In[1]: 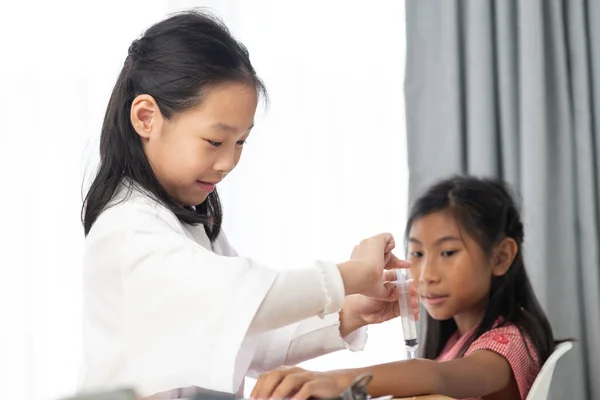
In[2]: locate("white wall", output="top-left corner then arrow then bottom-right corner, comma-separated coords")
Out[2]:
0,1 -> 408,399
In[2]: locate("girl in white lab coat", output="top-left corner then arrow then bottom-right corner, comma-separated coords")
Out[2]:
80,10 -> 417,399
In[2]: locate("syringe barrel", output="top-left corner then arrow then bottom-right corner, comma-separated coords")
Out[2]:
396,270 -> 418,343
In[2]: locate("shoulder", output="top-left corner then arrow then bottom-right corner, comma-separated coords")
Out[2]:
466,322 -> 541,399
94,184 -> 182,233
86,186 -> 187,253
467,323 -> 538,363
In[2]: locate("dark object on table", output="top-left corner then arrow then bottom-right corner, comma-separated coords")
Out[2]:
317,373 -> 372,400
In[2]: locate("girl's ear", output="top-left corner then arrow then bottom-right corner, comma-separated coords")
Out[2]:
130,94 -> 163,140
491,237 -> 518,277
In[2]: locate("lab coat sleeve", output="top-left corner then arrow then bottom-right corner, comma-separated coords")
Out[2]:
247,314 -> 368,376
90,203 -> 344,397
284,313 -> 368,365
213,228 -> 348,336
248,261 -> 346,334
214,229 -> 348,335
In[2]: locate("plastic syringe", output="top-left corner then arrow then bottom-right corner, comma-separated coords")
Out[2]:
396,269 -> 418,359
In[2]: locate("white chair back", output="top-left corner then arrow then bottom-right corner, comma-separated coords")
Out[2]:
526,341 -> 573,400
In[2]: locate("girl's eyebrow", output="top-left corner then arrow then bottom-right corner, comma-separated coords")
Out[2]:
408,236 -> 462,245
210,122 -> 254,133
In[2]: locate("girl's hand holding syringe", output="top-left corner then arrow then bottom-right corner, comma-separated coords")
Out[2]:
337,233 -> 408,298
337,247 -> 419,339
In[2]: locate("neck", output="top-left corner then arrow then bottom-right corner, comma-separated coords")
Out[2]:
453,300 -> 487,336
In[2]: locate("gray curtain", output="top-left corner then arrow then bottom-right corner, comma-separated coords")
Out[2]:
404,0 -> 600,398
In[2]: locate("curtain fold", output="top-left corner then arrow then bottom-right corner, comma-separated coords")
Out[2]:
405,1 -> 600,398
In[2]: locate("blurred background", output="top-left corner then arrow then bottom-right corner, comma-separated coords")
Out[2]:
0,1 -> 597,400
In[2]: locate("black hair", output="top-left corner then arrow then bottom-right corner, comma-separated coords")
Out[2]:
406,175 -> 555,365
82,9 -> 266,240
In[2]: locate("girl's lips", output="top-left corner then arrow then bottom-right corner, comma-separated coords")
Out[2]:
196,180 -> 217,192
421,293 -> 449,305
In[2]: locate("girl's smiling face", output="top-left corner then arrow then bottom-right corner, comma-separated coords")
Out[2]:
131,81 -> 258,206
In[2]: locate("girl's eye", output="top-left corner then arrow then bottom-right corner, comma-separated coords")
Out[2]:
236,140 -> 247,146
409,251 -> 423,258
207,140 -> 222,147
441,250 -> 458,257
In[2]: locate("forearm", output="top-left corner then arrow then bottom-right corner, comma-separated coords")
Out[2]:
332,359 -> 442,398
331,354 -> 508,399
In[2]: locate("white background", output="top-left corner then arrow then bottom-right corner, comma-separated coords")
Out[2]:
0,1 -> 409,399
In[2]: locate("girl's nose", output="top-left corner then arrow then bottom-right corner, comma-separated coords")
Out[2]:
419,257 -> 440,284
214,148 -> 237,174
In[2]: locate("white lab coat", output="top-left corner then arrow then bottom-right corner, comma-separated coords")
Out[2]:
80,184 -> 367,399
